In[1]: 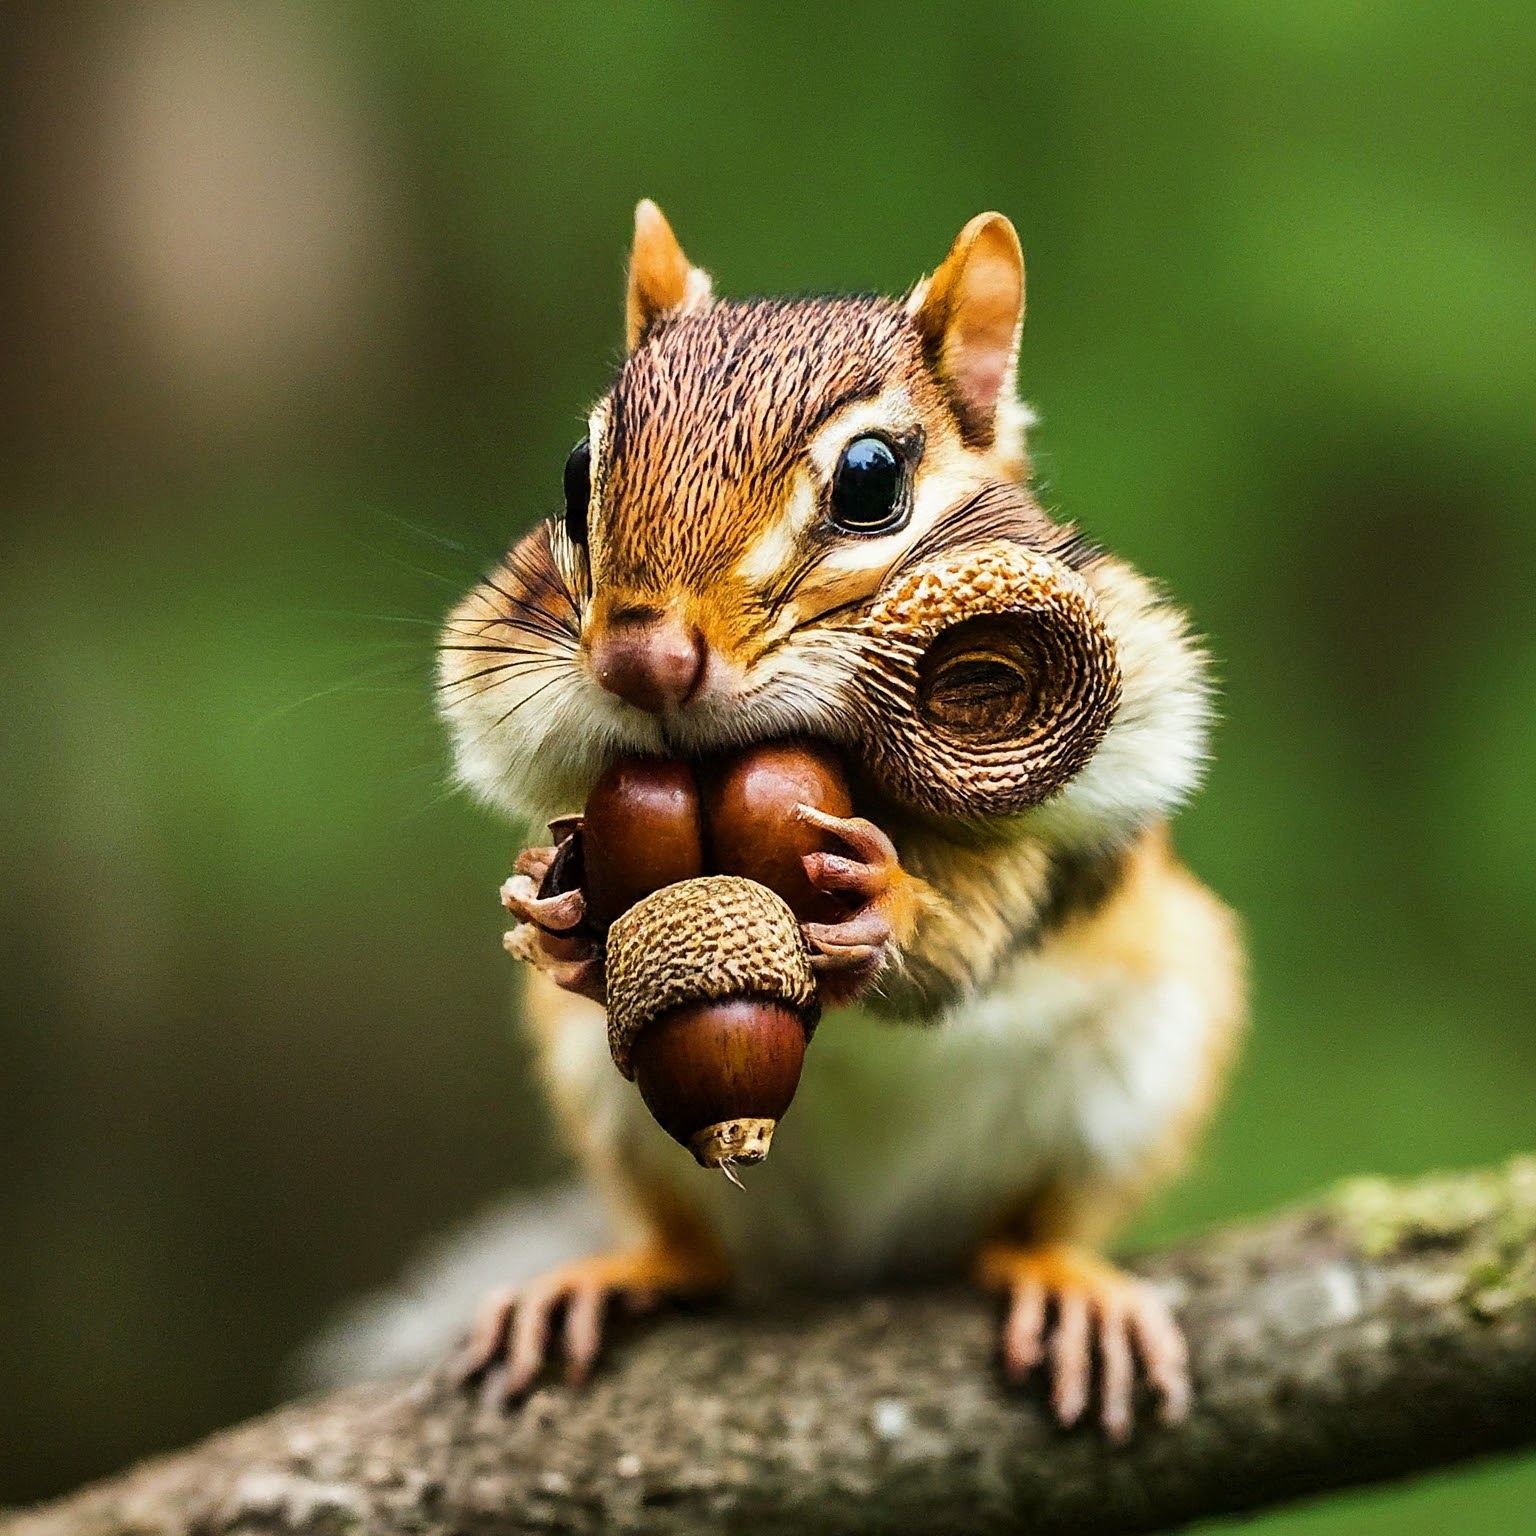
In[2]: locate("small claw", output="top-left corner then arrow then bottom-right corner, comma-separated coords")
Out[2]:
459,1246 -> 728,1410
503,924 -> 540,963
1097,1299 -> 1136,1442
797,806 -> 910,1010
501,875 -> 586,933
535,887 -> 587,929
1050,1289 -> 1092,1427
562,1285 -> 606,1388
502,1282 -> 556,1402
802,838 -> 896,1003
513,844 -> 556,881
1002,1278 -> 1048,1383
804,908 -> 893,951
980,1244 -> 1190,1438
793,803 -> 899,869
503,924 -> 604,1001
810,943 -> 880,972
456,1287 -> 517,1385
802,850 -> 885,901
1129,1285 -> 1192,1425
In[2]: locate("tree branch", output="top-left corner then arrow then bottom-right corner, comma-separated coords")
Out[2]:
9,1158 -> 1536,1536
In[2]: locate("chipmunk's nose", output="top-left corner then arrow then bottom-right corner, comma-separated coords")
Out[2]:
590,610 -> 706,714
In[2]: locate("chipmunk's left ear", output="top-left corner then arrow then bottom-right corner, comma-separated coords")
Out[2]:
908,213 -> 1024,445
626,199 -> 713,352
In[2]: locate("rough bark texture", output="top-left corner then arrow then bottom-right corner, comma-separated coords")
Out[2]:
8,1159 -> 1536,1536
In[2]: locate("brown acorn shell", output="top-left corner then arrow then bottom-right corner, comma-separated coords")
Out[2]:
629,998 -> 806,1165
604,875 -> 819,1168
580,756 -> 705,928
701,739 -> 853,923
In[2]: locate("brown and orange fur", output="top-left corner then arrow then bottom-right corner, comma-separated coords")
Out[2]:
437,201 -> 1245,1439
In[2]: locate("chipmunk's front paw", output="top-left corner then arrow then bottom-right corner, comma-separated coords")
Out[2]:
976,1242 -> 1190,1442
796,806 -> 916,1007
455,1244 -> 729,1406
501,842 -> 605,1003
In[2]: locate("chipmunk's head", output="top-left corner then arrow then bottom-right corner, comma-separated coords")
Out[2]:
441,203 -> 1210,841
575,200 -> 1036,716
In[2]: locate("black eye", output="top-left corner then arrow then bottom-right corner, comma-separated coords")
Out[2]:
563,438 -> 591,545
829,435 -> 907,534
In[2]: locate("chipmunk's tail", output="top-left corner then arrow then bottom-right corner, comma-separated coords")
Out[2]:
290,1182 -> 612,1389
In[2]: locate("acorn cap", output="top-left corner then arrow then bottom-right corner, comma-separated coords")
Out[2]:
851,536 -> 1123,819
604,875 -> 818,1080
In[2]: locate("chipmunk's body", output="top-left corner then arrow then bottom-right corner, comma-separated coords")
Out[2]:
438,203 -> 1244,1437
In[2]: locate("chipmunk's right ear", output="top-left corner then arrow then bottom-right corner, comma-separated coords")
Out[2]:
625,200 -> 713,352
907,213 -> 1024,446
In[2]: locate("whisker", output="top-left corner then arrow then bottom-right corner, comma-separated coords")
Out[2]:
341,532 -> 471,592
474,579 -> 580,645
371,507 -> 482,559
294,610 -> 455,629
541,525 -> 586,619
455,671 -> 574,763
435,658 -> 571,693
249,658 -> 429,733
490,672 -> 567,730
436,642 -> 571,657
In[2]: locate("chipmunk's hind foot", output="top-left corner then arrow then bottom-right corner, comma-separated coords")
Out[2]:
456,1244 -> 729,1407
977,1242 -> 1189,1442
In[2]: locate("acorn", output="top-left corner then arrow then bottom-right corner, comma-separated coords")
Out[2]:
701,737 -> 854,923
605,875 -> 818,1169
536,743 -> 854,1170
581,755 -> 705,929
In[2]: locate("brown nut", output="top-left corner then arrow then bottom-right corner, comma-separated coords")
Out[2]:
701,739 -> 854,923
581,756 -> 705,928
630,999 -> 806,1166
604,876 -> 817,1168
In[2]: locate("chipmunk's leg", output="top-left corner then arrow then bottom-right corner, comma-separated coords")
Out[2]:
796,806 -> 924,1007
457,1206 -> 730,1405
501,840 -> 605,1003
975,1185 -> 1188,1441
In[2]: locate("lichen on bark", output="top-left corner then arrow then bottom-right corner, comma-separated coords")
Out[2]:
1334,1154 -> 1536,1317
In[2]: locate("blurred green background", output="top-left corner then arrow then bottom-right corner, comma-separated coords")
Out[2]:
2,1 -> 1533,1526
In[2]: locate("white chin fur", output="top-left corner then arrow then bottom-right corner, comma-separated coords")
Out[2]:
446,677 -> 658,827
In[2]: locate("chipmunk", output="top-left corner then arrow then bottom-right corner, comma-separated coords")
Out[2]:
436,201 -> 1244,1439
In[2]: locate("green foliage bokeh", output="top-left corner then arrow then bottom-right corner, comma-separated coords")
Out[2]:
1,2 -> 1532,1524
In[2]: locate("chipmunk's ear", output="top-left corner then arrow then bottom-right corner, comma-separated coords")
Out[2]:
907,213 -> 1024,445
625,199 -> 713,352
